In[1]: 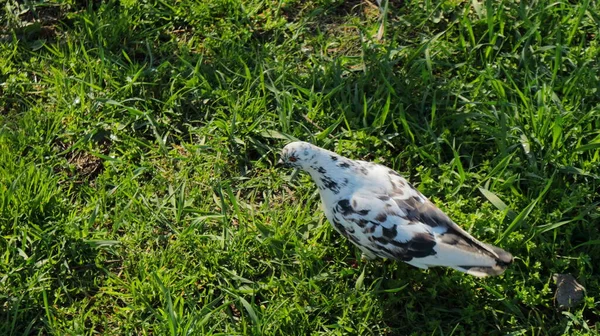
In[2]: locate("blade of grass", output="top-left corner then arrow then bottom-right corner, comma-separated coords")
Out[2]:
496,175 -> 554,243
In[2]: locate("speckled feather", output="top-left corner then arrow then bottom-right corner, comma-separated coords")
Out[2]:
279,141 -> 513,277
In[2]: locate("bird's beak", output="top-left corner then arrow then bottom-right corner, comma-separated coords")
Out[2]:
276,158 -> 285,168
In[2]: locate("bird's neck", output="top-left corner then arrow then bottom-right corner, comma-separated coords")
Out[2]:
302,151 -> 354,200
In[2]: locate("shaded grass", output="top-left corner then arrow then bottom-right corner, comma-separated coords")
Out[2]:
1,0 -> 599,334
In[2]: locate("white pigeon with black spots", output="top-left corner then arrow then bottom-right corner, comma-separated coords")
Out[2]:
278,141 -> 513,277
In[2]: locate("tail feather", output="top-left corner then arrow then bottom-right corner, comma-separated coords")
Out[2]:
410,235 -> 513,277
447,242 -> 513,277
484,243 -> 513,266
441,225 -> 513,277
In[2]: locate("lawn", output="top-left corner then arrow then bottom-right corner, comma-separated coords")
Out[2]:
1,0 -> 599,334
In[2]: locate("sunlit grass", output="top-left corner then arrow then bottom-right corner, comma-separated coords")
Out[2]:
1,0 -> 598,334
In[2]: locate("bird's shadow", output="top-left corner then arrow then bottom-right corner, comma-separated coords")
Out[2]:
364,260 -> 500,334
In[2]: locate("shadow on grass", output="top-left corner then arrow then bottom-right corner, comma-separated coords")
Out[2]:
367,262 -> 493,334
2,225 -> 120,334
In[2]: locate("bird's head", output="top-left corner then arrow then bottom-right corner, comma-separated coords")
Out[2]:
277,141 -> 318,169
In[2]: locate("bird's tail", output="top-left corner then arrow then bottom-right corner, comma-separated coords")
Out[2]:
416,231 -> 514,277
450,242 -> 513,277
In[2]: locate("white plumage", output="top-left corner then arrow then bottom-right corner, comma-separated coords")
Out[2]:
278,141 -> 513,277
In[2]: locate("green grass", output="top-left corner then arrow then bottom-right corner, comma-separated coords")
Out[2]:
1,0 -> 599,334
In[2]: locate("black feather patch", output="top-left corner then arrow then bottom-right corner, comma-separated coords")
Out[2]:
375,213 -> 387,222
338,199 -> 370,216
381,225 -> 397,239
388,169 -> 401,177
389,179 -> 405,195
418,202 -> 453,227
331,217 -> 347,237
374,231 -> 437,261
320,175 -> 339,194
352,218 -> 369,228
337,199 -> 353,216
393,197 -> 420,219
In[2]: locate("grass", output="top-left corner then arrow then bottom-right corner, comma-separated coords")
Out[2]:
1,0 -> 599,334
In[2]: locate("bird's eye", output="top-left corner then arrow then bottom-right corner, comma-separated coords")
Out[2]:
289,156 -> 297,162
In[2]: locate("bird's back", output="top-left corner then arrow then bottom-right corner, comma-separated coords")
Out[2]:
279,142 -> 513,277
323,159 -> 513,277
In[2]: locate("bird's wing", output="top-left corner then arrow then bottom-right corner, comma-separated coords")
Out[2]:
378,168 -> 504,258
331,169 -> 511,271
331,190 -> 439,261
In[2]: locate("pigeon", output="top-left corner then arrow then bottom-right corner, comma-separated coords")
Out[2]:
277,141 -> 513,277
